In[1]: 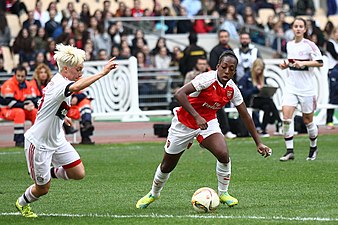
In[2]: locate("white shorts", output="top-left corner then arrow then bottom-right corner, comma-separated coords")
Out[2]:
282,92 -> 317,114
164,114 -> 222,155
24,139 -> 81,185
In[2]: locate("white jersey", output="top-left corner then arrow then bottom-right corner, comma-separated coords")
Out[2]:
285,38 -> 322,96
25,73 -> 74,149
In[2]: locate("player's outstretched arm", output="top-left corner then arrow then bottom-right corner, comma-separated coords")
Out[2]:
236,102 -> 272,158
70,57 -> 118,93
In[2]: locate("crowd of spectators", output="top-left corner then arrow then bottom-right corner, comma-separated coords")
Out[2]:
0,0 -> 336,75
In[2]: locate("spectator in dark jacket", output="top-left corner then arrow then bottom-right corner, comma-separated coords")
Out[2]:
179,32 -> 207,77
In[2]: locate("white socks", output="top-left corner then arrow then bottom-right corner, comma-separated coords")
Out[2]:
216,160 -> 231,195
18,184 -> 39,206
306,122 -> 318,147
151,164 -> 170,198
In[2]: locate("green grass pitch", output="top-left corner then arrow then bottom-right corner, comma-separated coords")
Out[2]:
0,134 -> 337,225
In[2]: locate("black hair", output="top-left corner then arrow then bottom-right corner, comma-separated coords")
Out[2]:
15,65 -> 28,76
218,50 -> 238,65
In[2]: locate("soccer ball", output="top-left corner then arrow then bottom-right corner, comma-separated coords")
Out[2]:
191,187 -> 220,213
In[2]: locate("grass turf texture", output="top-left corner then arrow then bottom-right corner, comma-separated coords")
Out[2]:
0,134 -> 337,225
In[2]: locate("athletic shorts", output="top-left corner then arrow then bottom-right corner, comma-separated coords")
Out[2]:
24,139 -> 81,185
282,92 -> 317,114
164,114 -> 222,155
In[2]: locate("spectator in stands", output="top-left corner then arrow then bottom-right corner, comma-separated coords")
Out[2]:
12,27 -> 35,68
62,2 -> 76,20
84,40 -> 94,61
132,38 -> 146,56
294,0 -> 315,16
131,0 -> 144,17
73,21 -> 89,50
153,47 -> 172,69
115,1 -> 127,17
33,0 -> 43,26
193,9 -> 213,34
23,10 -> 42,29
67,88 -> 96,145
142,44 -> 153,67
31,51 -> 48,70
0,0 -> 27,17
326,27 -> 338,129
0,12 -> 11,47
41,1 -> 63,26
272,26 -> 287,57
209,30 -> 232,70
79,3 -> 90,25
225,4 -> 244,31
181,0 -> 201,17
45,39 -> 58,71
44,9 -> 61,39
97,49 -> 109,60
92,25 -> 112,58
238,58 -> 282,136
170,0 -> 181,16
88,16 -> 100,41
170,45 -> 183,67
163,7 -> 176,34
184,57 -> 208,84
179,32 -> 207,77
233,31 -> 262,82
327,0 -> 338,16
136,51 -> 152,68
244,14 -> 266,46
306,19 -> 325,48
176,7 -> 193,34
0,66 -> 37,147
323,21 -> 335,41
131,29 -> 148,52
150,37 -> 171,58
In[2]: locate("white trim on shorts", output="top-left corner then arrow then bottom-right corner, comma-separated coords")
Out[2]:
164,113 -> 222,155
24,139 -> 80,185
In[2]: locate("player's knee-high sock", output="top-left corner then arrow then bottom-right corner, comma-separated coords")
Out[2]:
216,160 -> 231,195
18,184 -> 39,206
151,164 -> 170,198
283,119 -> 294,152
306,122 -> 318,148
51,167 -> 69,180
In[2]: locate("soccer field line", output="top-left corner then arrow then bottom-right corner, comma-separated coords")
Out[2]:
0,151 -> 21,155
1,212 -> 337,221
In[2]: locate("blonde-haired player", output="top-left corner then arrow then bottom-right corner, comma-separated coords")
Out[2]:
15,44 -> 118,218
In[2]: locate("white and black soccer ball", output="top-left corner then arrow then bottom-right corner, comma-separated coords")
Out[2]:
191,187 -> 220,213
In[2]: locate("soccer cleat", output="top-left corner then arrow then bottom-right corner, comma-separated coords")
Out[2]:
326,122 -> 334,130
219,192 -> 238,207
15,199 -> 37,218
136,192 -> 159,209
279,152 -> 294,161
306,147 -> 318,161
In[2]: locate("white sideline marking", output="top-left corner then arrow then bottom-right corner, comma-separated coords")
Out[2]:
0,152 -> 21,155
1,212 -> 337,221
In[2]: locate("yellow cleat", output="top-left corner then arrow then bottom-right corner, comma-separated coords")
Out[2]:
136,192 -> 159,209
219,192 -> 238,207
15,199 -> 37,218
